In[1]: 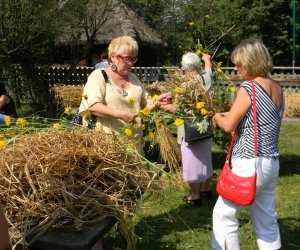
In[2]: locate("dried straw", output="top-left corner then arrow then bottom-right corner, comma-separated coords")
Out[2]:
284,91 -> 300,117
0,129 -> 157,249
155,124 -> 181,175
144,81 -> 175,96
52,84 -> 84,108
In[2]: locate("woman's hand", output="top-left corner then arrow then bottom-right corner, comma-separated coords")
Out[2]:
212,114 -> 218,128
212,113 -> 227,128
156,92 -> 172,105
120,110 -> 138,123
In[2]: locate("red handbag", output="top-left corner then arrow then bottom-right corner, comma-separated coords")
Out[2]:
216,81 -> 258,206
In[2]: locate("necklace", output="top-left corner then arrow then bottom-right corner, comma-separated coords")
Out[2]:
119,83 -> 128,97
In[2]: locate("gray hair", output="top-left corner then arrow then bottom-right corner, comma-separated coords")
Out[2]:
181,52 -> 201,72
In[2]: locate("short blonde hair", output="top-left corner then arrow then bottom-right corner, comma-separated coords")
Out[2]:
231,38 -> 273,77
108,36 -> 138,59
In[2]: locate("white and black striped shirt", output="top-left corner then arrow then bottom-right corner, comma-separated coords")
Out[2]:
232,80 -> 284,159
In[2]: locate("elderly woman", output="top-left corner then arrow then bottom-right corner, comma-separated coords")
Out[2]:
176,52 -> 214,205
79,36 -> 171,154
211,38 -> 283,250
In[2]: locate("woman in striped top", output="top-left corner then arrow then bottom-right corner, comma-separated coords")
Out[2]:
211,39 -> 283,250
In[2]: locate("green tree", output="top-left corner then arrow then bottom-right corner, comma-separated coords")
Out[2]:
0,0 -> 71,112
125,0 -> 299,66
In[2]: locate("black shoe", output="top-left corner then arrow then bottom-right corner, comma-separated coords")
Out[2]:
182,196 -> 202,206
200,191 -> 213,200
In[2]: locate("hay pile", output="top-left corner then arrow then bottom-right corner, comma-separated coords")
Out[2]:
52,84 -> 84,108
0,129 -> 156,249
284,91 -> 300,117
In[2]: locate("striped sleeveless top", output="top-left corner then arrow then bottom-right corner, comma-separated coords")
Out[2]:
232,80 -> 284,159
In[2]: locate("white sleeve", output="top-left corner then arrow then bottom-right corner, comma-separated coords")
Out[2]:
202,68 -> 213,93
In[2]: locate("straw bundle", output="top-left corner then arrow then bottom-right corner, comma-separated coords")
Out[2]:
284,91 -> 300,117
155,124 -> 181,175
52,84 -> 84,108
0,129 -> 156,249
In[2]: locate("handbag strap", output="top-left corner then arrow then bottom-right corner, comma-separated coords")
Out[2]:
226,81 -> 258,161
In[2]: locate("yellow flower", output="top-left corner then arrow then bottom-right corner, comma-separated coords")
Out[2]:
195,49 -> 202,56
138,111 -> 144,119
82,93 -> 88,100
216,68 -> 223,73
148,132 -> 155,140
65,106 -> 72,116
174,87 -> 182,94
16,118 -> 26,127
188,21 -> 195,27
124,128 -> 133,137
201,108 -> 208,115
0,140 -> 6,149
140,107 -> 150,117
229,87 -> 236,93
141,124 -> 146,129
4,116 -> 11,126
53,123 -> 60,129
128,96 -> 135,104
196,102 -> 205,110
217,61 -> 223,67
174,118 -> 184,127
152,95 -> 158,101
204,14 -> 210,19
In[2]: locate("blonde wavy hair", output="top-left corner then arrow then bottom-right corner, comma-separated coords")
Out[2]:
231,38 -> 273,77
108,36 -> 138,60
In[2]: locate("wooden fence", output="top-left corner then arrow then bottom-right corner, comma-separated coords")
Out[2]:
40,65 -> 300,87
4,65 -> 300,90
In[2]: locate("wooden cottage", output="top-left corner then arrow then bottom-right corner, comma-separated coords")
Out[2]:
55,0 -> 165,67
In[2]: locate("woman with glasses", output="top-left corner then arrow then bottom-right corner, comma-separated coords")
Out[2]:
79,36 -> 171,154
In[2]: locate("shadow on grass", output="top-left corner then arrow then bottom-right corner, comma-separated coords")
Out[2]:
102,150 -> 300,249
279,154 -> 300,176
102,197 -> 217,250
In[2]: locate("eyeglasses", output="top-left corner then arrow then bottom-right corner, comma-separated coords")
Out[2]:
118,55 -> 138,64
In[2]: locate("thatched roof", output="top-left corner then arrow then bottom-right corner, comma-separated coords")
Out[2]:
58,0 -> 164,47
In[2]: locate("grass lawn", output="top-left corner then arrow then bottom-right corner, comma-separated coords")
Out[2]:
103,121 -> 300,250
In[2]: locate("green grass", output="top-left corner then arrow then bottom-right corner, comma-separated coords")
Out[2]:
103,121 -> 300,250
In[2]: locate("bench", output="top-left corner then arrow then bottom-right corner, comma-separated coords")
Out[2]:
27,216 -> 117,250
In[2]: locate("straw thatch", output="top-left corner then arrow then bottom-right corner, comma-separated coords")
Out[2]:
0,129 -> 158,249
58,0 -> 164,47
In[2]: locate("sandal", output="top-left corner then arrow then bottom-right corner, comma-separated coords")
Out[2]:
182,196 -> 202,206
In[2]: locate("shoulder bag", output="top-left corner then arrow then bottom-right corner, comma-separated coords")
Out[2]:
216,81 -> 257,206
184,117 -> 214,143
